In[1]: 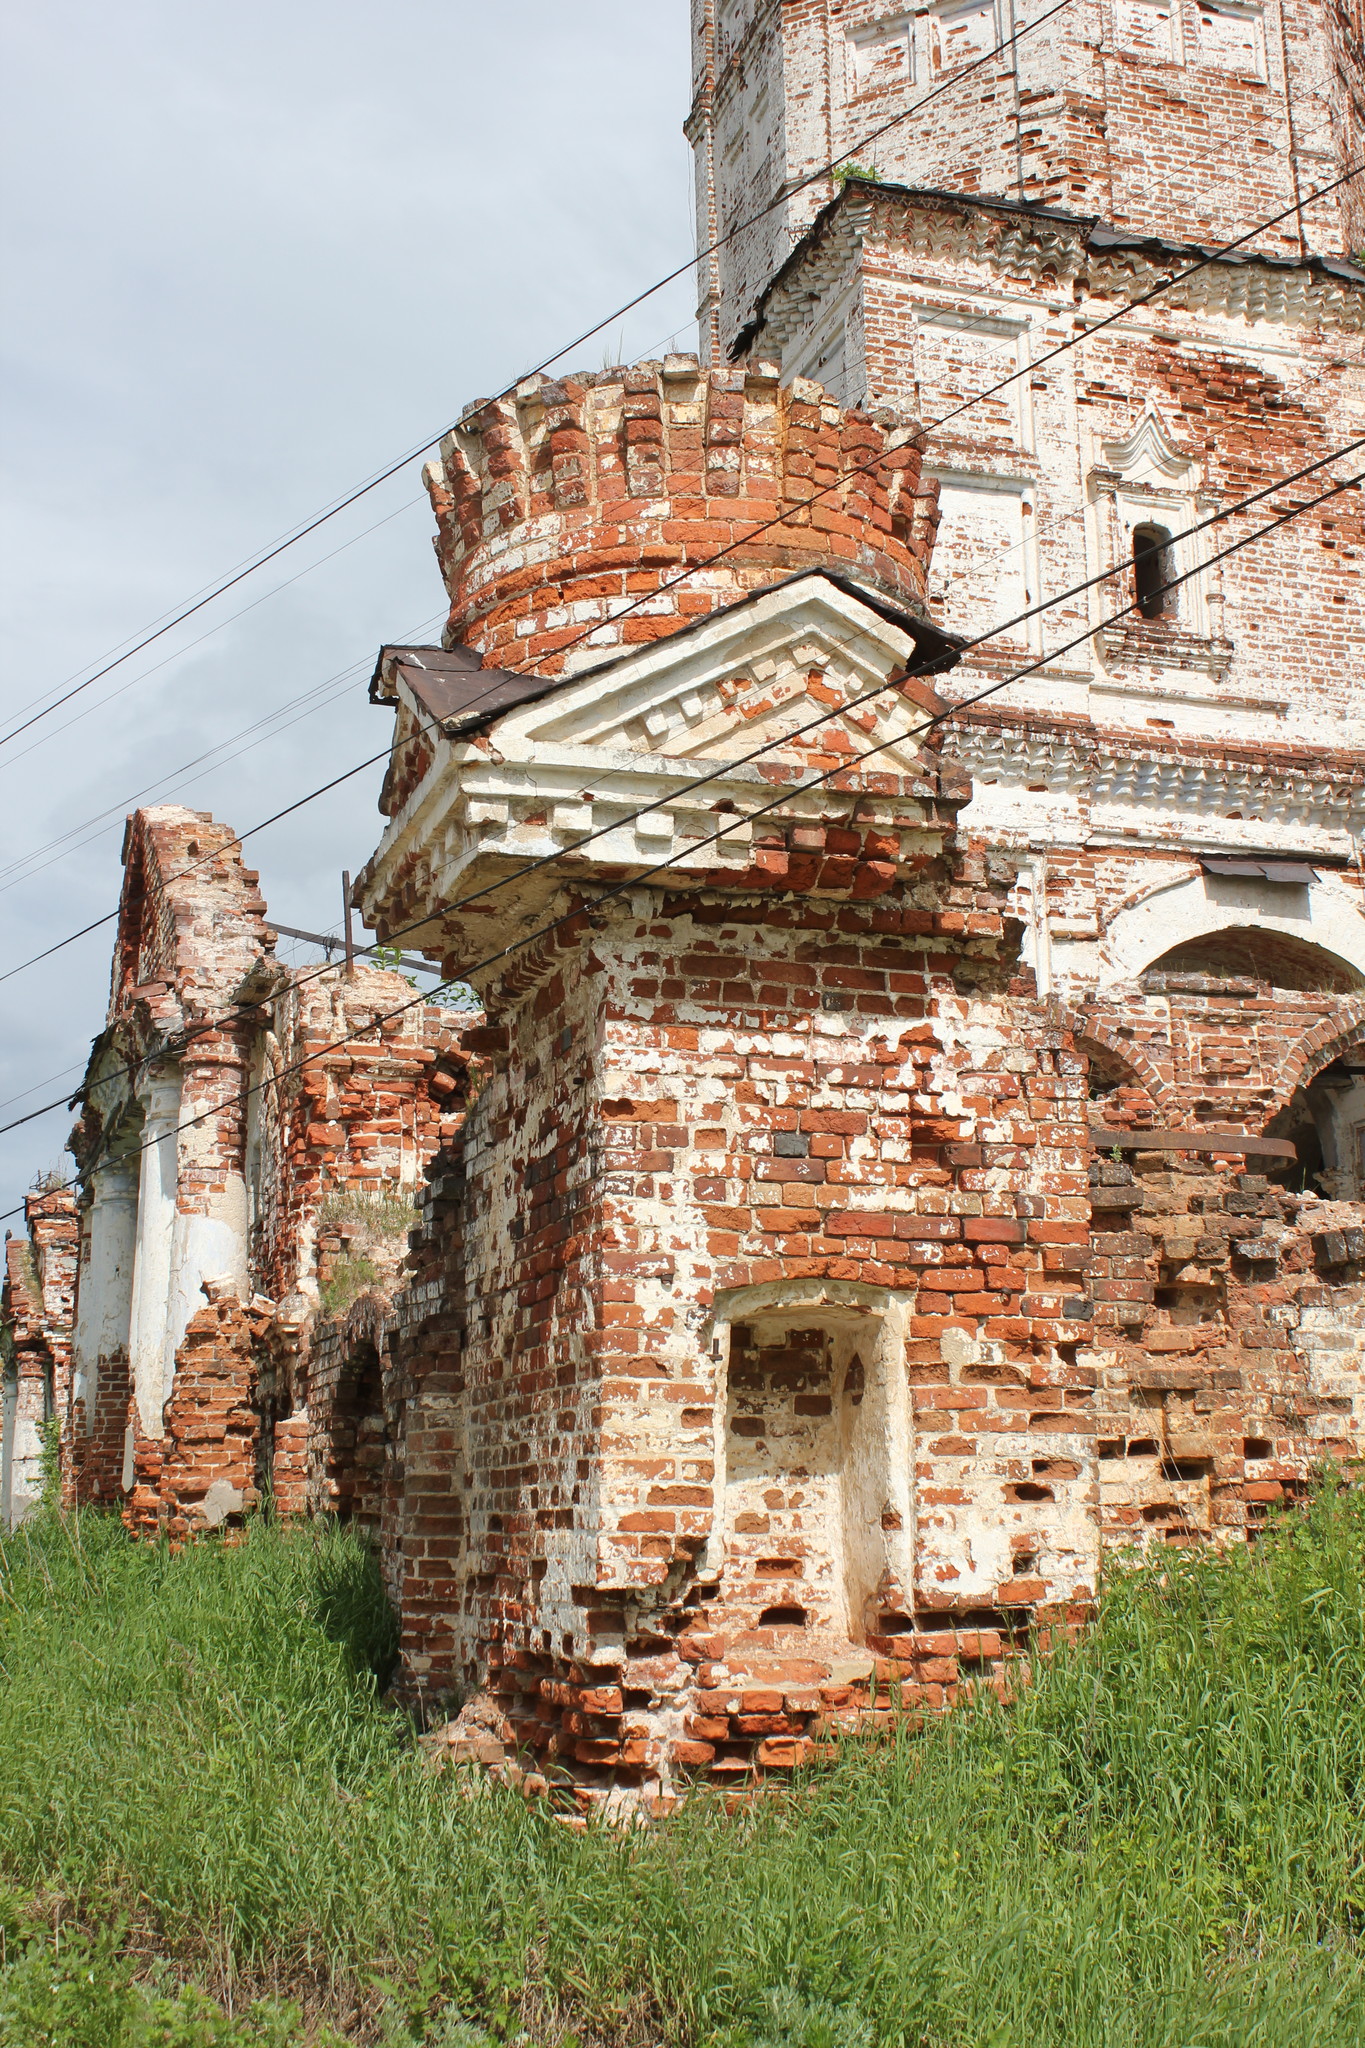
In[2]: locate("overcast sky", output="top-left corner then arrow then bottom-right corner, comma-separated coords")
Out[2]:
0,1 -> 696,1220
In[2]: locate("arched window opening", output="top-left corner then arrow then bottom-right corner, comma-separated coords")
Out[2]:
1263,1089 -> 1326,1193
1085,1047 -> 1128,1103
1267,1047 -> 1365,1199
1145,927 -> 1364,994
1132,523 -> 1175,619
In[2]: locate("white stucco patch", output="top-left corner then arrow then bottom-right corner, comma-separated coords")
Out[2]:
1053,869 -> 1365,991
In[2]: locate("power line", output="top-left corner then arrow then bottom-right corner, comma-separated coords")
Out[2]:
0,1 -> 1075,757
0,318 -> 702,895
2,443 -> 1356,1155
6,148 -> 1356,986
4,455 -> 1352,1226
0,496 -> 427,791
431,161 -> 1365,688
0,615 -> 442,901
2,327 -> 1358,1003
0,648 -> 504,987
1,152 -> 1358,1168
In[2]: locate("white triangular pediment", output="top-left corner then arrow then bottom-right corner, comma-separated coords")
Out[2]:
483,575 -> 944,778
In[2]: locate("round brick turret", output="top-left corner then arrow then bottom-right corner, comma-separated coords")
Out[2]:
424,354 -> 941,675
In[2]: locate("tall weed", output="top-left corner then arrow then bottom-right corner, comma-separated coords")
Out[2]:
0,1488 -> 1363,2044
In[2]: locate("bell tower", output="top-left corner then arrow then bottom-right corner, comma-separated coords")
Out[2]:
689,0 -> 1364,357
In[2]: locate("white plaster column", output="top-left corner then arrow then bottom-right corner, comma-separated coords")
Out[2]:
162,1072 -> 251,1413
1,1356 -> 18,1526
1,1352 -> 48,1527
71,1154 -> 139,1435
127,1071 -> 182,1439
1026,856 -> 1054,998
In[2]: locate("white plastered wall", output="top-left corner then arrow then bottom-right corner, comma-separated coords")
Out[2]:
71,1154 -> 139,1440
704,1279 -> 916,1643
1054,868 -> 1365,992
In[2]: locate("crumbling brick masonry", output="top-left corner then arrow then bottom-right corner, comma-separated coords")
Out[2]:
5,0 -> 1364,1819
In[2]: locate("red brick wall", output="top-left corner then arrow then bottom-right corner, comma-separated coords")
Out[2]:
427,358 -> 940,674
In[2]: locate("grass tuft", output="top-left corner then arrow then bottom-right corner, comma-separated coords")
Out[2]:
2,1487 -> 1365,2042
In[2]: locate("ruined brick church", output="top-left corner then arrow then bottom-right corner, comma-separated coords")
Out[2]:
4,0 -> 1365,1805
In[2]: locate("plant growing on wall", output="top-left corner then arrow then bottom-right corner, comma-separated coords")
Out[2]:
316,1185 -> 418,1319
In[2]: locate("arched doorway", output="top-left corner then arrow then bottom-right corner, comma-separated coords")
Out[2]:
326,1341 -> 389,1532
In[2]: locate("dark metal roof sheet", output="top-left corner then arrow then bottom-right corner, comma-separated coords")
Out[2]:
731,177 -> 1365,358
371,569 -> 964,742
368,643 -> 545,725
1200,856 -> 1319,884
1086,219 -> 1365,287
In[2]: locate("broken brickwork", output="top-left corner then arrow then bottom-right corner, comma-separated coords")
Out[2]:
1,1189 -> 78,1525
1089,1149 -> 1365,1544
424,358 -> 941,681
688,0 -> 1363,357
354,306 -> 1365,1802
49,803 -> 465,1538
6,5 -> 1364,1814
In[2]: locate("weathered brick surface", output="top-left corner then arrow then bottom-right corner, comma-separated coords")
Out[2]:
353,418 -> 1364,1809
426,357 -> 941,675
1,1189 -> 78,1522
689,0 -> 1364,354
24,804 -> 468,1537
7,7 -> 1364,1817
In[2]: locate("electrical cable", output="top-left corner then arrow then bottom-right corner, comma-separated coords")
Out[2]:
1,449 -> 1355,1186
0,617 -> 442,901
4,147 -> 1357,987
4,427 -> 1355,1137
0,496 -> 427,791
7,456 -> 1354,1222
0,622 -> 499,988
2,152 -> 1360,1200
0,324 -> 696,891
0,1 -> 1076,755
2,380 -> 1358,1078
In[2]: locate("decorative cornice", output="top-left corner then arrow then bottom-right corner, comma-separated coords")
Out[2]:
735,180 -> 1365,360
947,708 -> 1365,841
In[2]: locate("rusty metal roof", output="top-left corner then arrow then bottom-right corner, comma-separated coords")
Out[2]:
370,569 -> 963,741
368,644 -> 547,730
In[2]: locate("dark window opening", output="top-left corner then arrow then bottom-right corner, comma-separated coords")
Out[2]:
1162,1458 -> 1213,1482
329,1342 -> 387,1532
1264,1089 -> 1326,1192
758,1604 -> 808,1628
1132,523 -> 1175,619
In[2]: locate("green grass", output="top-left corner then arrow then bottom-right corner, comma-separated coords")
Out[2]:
2,1489 -> 1365,2045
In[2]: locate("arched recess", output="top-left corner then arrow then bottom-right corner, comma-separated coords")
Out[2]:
1148,927 -> 1362,992
703,1279 -> 915,1646
1263,1001 -> 1365,1196
1063,1011 -> 1174,1122
1081,869 -> 1365,991
324,1332 -> 390,1531
1277,998 -> 1365,1107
